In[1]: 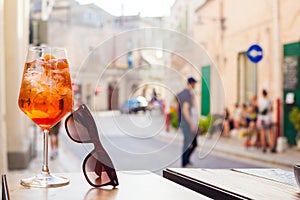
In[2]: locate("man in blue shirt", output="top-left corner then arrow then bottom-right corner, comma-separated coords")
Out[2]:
177,77 -> 198,167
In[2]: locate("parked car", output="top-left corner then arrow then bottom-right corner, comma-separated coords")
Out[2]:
120,96 -> 148,114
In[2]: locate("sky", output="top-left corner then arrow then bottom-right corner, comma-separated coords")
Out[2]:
75,0 -> 176,17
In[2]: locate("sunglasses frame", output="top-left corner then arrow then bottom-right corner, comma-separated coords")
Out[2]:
65,104 -> 119,187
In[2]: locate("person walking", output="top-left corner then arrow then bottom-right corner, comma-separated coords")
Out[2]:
177,77 -> 198,168
257,89 -> 276,153
49,121 -> 61,160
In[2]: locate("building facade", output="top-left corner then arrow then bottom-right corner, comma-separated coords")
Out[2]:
47,1 -> 167,111
194,0 -> 300,144
168,0 -> 226,116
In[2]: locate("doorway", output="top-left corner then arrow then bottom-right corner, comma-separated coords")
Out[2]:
108,83 -> 119,110
237,52 -> 257,104
201,66 -> 210,116
283,42 -> 300,145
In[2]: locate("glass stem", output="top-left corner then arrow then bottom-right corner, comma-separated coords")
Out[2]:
42,130 -> 50,174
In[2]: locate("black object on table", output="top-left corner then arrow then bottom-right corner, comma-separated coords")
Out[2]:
2,174 -> 10,200
163,169 -> 249,200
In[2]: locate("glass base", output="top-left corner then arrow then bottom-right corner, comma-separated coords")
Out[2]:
20,173 -> 69,188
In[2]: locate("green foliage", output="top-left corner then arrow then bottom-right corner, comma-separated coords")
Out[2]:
198,115 -> 213,135
289,107 -> 300,131
168,108 -> 214,135
170,110 -> 179,129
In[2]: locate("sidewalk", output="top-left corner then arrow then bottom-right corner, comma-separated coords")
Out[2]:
8,131 -> 81,175
160,129 -> 299,170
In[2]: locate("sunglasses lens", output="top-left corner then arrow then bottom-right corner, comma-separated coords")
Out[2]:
66,114 -> 91,143
84,152 -> 118,187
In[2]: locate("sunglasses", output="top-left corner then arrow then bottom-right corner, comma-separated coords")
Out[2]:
65,104 -> 119,187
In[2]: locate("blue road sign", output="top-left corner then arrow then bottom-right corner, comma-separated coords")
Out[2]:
246,44 -> 263,63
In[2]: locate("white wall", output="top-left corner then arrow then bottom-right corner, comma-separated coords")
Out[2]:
4,0 -> 31,169
0,0 -> 7,174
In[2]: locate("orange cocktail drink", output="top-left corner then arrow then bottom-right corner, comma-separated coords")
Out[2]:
18,47 -> 73,188
18,55 -> 73,130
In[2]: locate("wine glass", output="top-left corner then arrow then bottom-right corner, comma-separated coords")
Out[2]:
18,46 -> 73,187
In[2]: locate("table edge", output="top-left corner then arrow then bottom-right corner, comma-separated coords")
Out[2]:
163,169 -> 250,200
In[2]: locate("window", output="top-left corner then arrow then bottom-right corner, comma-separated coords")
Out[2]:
237,52 -> 257,104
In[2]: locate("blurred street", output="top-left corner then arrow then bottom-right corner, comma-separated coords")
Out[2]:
10,111 -> 297,177
2,0 -> 300,176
